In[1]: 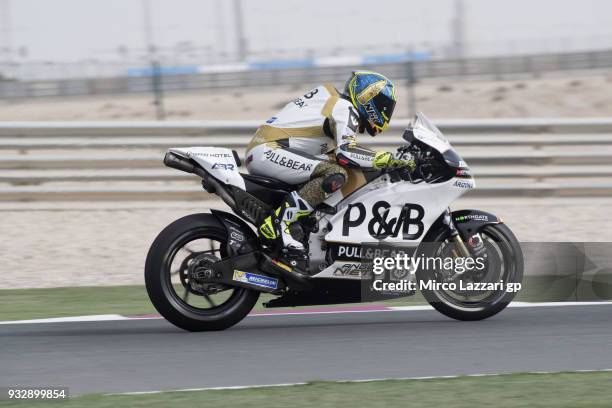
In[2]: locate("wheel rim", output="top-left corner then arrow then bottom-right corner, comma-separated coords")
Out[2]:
431,225 -> 518,311
160,227 -> 248,317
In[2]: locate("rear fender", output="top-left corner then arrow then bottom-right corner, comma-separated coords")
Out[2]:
211,209 -> 260,255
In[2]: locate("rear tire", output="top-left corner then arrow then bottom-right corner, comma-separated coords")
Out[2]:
145,213 -> 260,331
417,223 -> 523,321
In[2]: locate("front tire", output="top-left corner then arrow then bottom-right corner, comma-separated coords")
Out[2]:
145,213 -> 260,331
417,223 -> 523,321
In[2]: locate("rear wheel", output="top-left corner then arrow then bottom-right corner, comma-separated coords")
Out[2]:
416,223 -> 523,321
145,214 -> 259,331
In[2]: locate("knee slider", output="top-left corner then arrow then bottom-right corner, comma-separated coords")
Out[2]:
322,173 -> 346,194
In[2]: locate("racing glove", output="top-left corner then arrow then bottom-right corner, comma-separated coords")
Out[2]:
373,151 -> 416,172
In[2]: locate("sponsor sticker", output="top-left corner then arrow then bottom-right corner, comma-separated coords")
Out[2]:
230,231 -> 245,241
189,152 -> 231,158
455,214 -> 490,222
455,168 -> 472,177
233,270 -> 278,290
333,262 -> 370,277
342,201 -> 425,240
453,180 -> 474,189
212,163 -> 235,170
264,150 -> 314,172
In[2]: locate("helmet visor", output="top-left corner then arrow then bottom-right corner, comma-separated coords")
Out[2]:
370,93 -> 396,132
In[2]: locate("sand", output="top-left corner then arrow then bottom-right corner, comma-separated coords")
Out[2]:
0,71 -> 611,121
2,197 -> 611,289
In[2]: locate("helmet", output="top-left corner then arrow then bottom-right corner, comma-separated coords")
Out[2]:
343,71 -> 396,136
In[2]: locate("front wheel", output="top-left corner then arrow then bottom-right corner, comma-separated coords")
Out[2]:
145,213 -> 260,331
416,223 -> 523,321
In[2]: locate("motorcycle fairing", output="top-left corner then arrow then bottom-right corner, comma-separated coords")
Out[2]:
312,208 -> 503,280
169,147 -> 245,190
323,175 -> 468,245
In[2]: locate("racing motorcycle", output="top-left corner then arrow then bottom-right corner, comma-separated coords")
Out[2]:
145,112 -> 523,331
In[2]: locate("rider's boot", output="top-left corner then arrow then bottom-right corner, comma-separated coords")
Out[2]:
259,191 -> 314,269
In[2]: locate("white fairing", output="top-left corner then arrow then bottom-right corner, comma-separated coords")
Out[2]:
169,147 -> 245,190
324,175 -> 470,245
314,175 -> 473,279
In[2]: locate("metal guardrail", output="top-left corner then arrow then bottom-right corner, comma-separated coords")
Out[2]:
2,134 -> 612,149
1,49 -> 612,99
3,166 -> 612,184
2,117 -> 612,135
0,118 -> 611,200
1,183 -> 611,202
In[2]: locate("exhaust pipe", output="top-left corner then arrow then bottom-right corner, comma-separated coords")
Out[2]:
164,152 -> 196,174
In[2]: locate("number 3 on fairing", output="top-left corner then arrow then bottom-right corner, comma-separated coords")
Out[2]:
342,201 -> 425,239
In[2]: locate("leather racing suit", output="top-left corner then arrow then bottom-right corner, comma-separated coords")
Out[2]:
245,84 -> 410,253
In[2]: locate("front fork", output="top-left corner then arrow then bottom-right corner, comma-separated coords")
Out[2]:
442,208 -> 472,258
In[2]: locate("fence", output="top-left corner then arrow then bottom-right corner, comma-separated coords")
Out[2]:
1,49 -> 611,100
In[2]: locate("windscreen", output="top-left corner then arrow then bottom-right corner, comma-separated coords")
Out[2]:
414,112 -> 448,144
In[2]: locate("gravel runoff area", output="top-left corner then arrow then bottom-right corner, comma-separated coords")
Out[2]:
1,197 -> 611,289
0,71 -> 611,121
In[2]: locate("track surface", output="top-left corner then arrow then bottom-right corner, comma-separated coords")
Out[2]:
2,305 -> 612,395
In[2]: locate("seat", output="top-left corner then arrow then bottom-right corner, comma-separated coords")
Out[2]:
241,173 -> 293,192
239,173 -> 297,208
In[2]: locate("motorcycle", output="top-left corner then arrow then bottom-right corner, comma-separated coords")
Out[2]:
145,112 -> 524,331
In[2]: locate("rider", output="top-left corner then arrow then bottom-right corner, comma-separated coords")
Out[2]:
246,71 -> 415,255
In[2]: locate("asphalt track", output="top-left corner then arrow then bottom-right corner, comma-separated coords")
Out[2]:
1,305 -> 612,395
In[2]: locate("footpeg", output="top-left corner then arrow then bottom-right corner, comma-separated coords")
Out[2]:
261,254 -> 312,290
